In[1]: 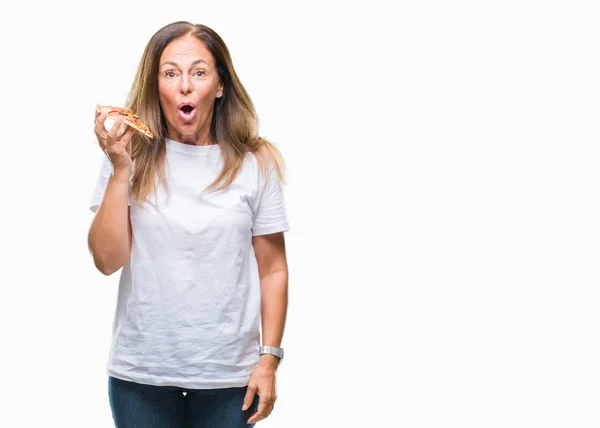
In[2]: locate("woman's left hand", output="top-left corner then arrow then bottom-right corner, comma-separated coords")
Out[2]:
243,362 -> 278,424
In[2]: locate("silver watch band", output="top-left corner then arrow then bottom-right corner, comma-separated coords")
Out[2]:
259,346 -> 284,360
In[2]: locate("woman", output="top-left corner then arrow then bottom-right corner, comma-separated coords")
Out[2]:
88,21 -> 290,428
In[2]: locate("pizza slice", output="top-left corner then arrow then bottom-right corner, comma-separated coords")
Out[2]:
96,104 -> 154,139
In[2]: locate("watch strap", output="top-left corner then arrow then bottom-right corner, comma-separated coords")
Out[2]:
259,345 -> 284,360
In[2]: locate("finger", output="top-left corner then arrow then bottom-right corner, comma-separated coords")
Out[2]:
117,126 -> 135,157
265,400 -> 275,418
241,384 -> 257,411
94,112 -> 108,136
247,398 -> 269,424
94,114 -> 110,151
259,401 -> 274,422
108,117 -> 124,143
118,124 -> 135,144
262,396 -> 276,417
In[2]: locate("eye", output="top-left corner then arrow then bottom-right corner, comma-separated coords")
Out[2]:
164,71 -> 177,78
194,70 -> 206,77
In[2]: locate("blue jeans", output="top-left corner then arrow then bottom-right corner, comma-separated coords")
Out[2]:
108,376 -> 261,428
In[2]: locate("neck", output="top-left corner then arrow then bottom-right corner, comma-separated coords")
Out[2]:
169,130 -> 213,146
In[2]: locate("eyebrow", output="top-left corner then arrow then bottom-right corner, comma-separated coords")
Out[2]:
160,59 -> 209,68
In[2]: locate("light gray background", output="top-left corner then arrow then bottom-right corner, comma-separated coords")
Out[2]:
0,0 -> 598,427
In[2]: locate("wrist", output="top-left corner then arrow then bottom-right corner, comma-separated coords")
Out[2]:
258,354 -> 280,369
111,168 -> 131,183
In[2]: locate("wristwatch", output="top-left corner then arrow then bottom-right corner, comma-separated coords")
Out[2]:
259,346 -> 284,362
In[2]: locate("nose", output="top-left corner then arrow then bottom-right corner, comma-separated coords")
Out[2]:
179,74 -> 193,95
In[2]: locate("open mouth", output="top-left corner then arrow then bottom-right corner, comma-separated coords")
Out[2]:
179,103 -> 196,121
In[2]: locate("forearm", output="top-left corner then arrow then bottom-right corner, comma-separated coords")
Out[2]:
259,269 -> 288,368
88,170 -> 131,275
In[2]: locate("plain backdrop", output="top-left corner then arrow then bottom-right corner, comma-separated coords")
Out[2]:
1,0 -> 599,427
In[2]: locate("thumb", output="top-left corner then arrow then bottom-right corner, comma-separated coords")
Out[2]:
242,384 -> 257,411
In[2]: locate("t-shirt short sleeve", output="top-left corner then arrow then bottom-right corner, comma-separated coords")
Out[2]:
89,155 -> 132,214
251,163 -> 290,236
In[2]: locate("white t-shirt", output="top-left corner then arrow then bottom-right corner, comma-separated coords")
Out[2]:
89,138 -> 290,389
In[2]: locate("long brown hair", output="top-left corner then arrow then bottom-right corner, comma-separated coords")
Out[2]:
124,21 -> 286,204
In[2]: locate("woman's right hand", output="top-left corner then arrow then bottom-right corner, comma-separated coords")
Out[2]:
94,110 -> 135,173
